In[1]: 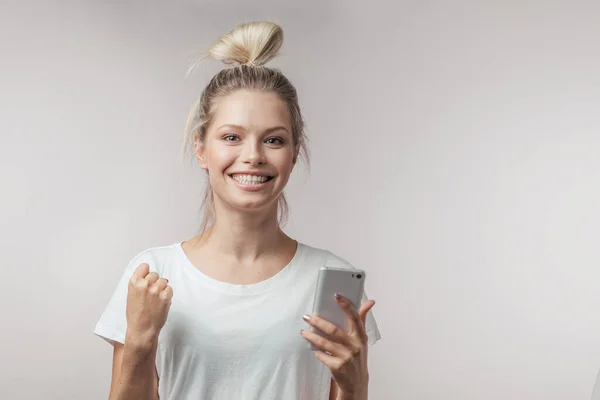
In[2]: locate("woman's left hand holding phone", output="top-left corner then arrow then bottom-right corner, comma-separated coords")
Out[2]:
301,294 -> 376,400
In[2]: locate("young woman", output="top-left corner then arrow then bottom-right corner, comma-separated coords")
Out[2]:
94,21 -> 381,400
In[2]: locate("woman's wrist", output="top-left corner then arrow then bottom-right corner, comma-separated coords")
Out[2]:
124,329 -> 160,352
337,386 -> 368,400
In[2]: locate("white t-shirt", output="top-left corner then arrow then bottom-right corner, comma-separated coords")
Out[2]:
94,241 -> 381,400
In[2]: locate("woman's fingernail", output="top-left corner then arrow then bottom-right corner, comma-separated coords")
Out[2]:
334,293 -> 342,300
302,314 -> 311,322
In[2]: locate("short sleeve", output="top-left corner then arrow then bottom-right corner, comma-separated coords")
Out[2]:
93,249 -> 158,346
325,251 -> 382,347
361,289 -> 382,346
591,367 -> 600,400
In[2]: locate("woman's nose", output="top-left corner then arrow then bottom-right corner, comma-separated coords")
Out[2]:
242,142 -> 266,165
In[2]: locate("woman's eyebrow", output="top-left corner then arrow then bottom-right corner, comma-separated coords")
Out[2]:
216,124 -> 289,134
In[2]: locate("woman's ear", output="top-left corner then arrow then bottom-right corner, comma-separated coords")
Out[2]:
292,144 -> 300,166
194,138 -> 208,170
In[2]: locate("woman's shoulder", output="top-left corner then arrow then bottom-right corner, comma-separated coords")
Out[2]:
123,241 -> 183,274
298,241 -> 359,271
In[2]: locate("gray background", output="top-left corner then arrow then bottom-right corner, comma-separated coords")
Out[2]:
1,1 -> 600,399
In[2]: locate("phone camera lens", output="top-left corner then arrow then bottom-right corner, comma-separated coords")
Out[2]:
357,274 -> 362,279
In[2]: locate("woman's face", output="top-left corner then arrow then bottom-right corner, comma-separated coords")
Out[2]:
195,89 -> 298,215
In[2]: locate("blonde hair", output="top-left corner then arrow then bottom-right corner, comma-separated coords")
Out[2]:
183,21 -> 309,233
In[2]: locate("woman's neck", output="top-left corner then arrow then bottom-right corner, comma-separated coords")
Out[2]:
195,204 -> 291,264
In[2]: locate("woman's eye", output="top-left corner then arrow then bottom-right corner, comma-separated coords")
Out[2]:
223,135 -> 239,142
265,137 -> 284,145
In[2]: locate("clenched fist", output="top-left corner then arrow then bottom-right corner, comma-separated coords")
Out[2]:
125,263 -> 173,344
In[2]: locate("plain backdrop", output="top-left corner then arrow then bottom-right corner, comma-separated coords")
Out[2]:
1,1 -> 600,399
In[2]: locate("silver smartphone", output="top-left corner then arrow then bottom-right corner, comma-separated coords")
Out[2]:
308,266 -> 366,350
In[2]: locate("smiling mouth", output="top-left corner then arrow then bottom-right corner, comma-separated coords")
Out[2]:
229,174 -> 274,185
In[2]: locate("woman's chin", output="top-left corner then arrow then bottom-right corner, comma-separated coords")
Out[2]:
241,197 -> 284,214
219,194 -> 276,214
213,184 -> 282,214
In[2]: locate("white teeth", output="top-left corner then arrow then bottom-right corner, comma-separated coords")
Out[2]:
231,174 -> 270,185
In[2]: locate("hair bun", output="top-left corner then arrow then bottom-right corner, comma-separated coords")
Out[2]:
208,21 -> 283,67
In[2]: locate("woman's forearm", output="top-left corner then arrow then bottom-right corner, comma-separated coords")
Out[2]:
109,333 -> 158,400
